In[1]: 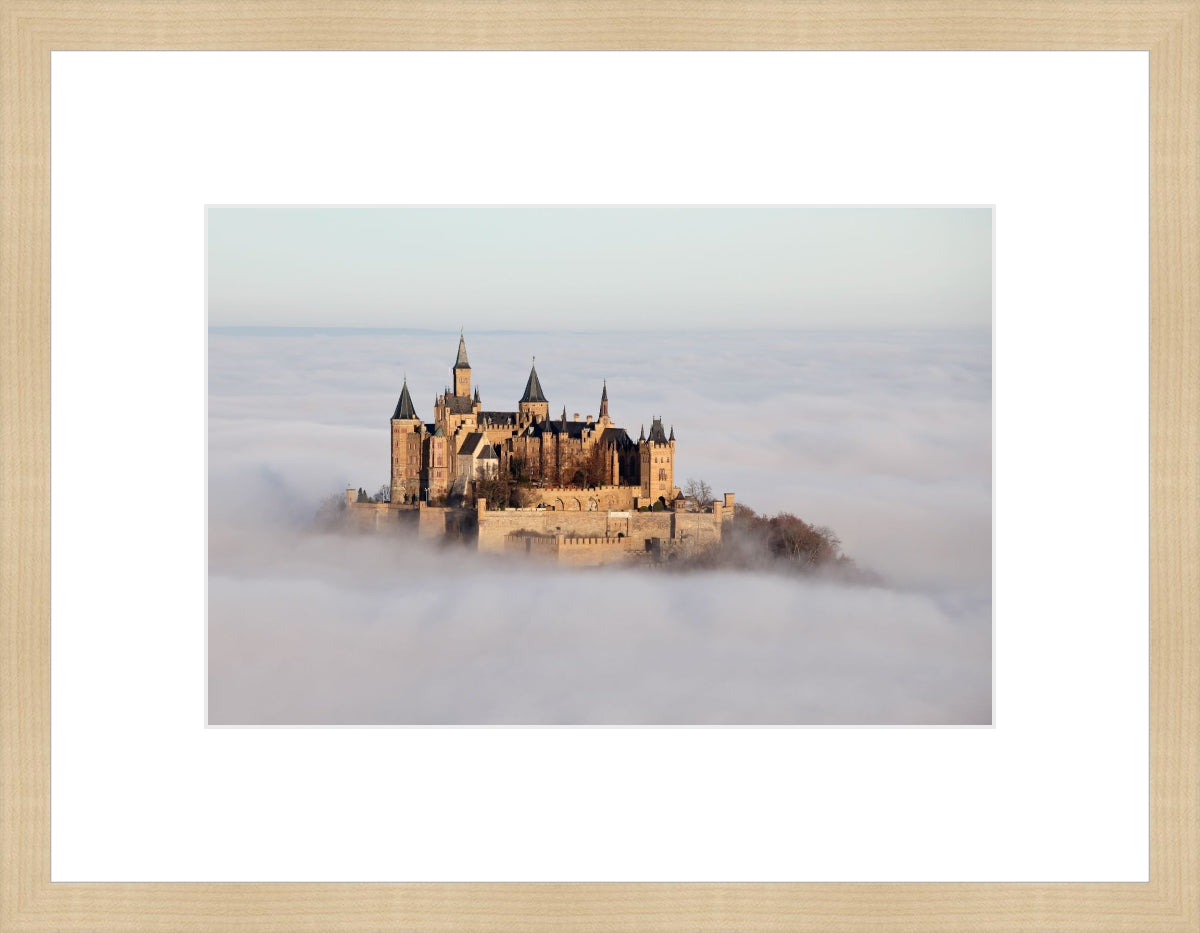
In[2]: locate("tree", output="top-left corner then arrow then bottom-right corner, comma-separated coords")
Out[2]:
313,491 -> 348,531
580,441 -> 613,488
356,487 -> 368,503
683,477 -> 714,508
766,512 -> 840,566
375,483 -> 391,503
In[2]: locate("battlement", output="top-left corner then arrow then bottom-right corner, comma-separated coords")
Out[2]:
534,483 -> 632,496
561,536 -> 627,547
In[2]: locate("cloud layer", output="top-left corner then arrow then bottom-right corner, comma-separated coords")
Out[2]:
209,327 -> 991,724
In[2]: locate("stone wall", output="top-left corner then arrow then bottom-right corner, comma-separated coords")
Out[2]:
558,536 -> 633,566
345,495 -> 421,534
476,498 -> 726,559
522,483 -> 636,512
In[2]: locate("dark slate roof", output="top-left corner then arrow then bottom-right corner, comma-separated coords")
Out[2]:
478,443 -> 498,460
648,417 -> 669,444
480,410 -> 517,426
392,380 -> 418,420
454,334 -> 471,369
459,432 -> 488,457
597,427 -> 635,449
601,380 -> 608,402
527,419 -> 589,439
443,395 -> 475,415
520,364 -> 547,403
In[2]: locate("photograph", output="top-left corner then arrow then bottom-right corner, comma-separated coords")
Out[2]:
9,5 -> 1188,929
207,206 -> 992,725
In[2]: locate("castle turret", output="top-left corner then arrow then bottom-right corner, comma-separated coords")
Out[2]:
452,333 -> 472,398
390,378 -> 424,504
639,416 -> 676,503
392,379 -> 418,420
599,380 -> 610,423
518,359 -> 550,425
424,425 -> 450,502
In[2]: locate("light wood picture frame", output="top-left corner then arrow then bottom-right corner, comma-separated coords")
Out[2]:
2,2 -> 1195,929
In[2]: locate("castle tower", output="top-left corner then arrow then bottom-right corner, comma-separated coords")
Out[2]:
598,380 -> 610,424
452,333 -> 472,398
639,416 -> 676,503
518,359 -> 549,425
424,425 -> 450,502
390,378 -> 424,504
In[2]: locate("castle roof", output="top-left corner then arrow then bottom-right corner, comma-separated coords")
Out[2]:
648,417 -> 669,444
528,418 -> 589,440
480,410 -> 517,426
454,334 -> 471,369
520,363 -> 547,403
392,379 -> 418,420
597,426 -> 635,449
601,380 -> 608,402
459,431 -> 489,457
443,395 -> 475,415
478,442 -> 498,460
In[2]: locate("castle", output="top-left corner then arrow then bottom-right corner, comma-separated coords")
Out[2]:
347,334 -> 733,565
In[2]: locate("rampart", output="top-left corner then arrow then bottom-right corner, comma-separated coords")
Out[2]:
502,531 -> 634,567
476,497 -> 730,563
522,484 -> 636,512
342,488 -> 735,567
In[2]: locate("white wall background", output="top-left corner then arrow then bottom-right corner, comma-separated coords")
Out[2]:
51,52 -> 1147,881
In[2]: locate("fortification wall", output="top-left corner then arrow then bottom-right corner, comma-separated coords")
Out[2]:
477,507 -> 612,553
500,531 -> 634,566
476,500 -> 725,557
345,499 -> 390,531
524,484 -> 636,512
557,536 -> 632,566
345,497 -> 421,534
503,533 -> 560,560
417,503 -> 448,540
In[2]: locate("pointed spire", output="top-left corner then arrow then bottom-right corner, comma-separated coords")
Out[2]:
669,424 -> 675,441
560,405 -> 568,427
520,360 -> 547,403
599,379 -> 610,420
392,378 -> 418,420
454,332 -> 471,369
601,379 -> 608,402
639,424 -> 646,442
473,386 -> 480,403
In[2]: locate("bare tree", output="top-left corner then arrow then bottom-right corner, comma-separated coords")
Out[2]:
683,477 -> 714,508
375,483 -> 391,503
313,491 -> 348,531
580,441 -> 614,488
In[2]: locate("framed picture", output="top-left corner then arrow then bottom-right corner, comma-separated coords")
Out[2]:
4,2 -> 1194,930
206,205 -> 993,727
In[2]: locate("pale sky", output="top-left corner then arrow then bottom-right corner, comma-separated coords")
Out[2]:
207,207 -> 991,330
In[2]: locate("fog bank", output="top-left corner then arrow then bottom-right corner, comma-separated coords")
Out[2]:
209,328 -> 991,724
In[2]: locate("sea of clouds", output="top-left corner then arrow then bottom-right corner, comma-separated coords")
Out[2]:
208,328 -> 991,724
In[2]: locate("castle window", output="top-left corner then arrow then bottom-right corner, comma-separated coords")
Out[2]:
658,468 -> 666,482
